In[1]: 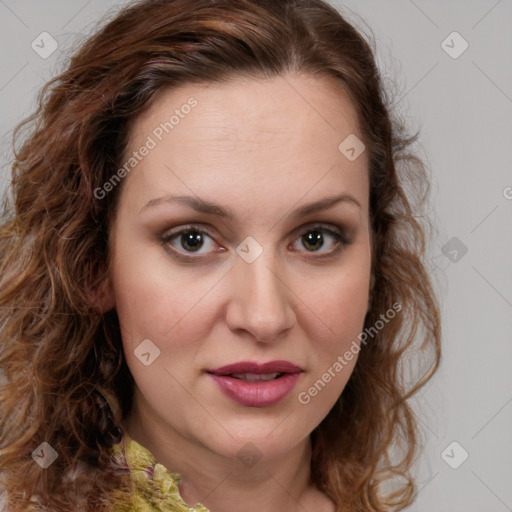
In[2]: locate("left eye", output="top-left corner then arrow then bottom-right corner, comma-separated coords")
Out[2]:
162,224 -> 347,259
290,226 -> 347,254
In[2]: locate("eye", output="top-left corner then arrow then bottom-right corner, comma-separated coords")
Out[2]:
290,224 -> 348,256
162,226 -> 220,258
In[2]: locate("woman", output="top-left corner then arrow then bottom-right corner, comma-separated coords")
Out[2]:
0,0 -> 441,510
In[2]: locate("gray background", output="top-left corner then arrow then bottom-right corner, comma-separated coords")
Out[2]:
0,1 -> 511,511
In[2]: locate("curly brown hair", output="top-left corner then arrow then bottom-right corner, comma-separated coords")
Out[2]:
0,0 -> 441,510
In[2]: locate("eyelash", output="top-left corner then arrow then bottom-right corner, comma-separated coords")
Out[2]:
160,223 -> 349,262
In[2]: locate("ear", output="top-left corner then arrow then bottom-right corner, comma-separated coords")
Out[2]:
86,262 -> 116,313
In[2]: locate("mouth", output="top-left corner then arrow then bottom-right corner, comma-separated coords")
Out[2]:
206,360 -> 303,407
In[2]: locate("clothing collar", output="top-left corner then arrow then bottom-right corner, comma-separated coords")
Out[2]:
110,432 -> 210,511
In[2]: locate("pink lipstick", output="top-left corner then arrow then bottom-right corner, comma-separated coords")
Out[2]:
207,360 -> 303,407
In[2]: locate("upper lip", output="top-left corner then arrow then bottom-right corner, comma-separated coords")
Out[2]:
208,360 -> 303,375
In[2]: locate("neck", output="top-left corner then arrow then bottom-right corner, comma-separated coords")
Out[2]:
122,403 -> 334,512
178,437 -> 313,511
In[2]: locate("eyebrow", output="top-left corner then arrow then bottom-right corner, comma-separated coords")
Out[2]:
140,193 -> 361,219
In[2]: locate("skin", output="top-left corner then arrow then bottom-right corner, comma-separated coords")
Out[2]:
106,72 -> 372,512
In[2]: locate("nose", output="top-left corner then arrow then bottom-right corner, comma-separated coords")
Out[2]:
225,252 -> 296,343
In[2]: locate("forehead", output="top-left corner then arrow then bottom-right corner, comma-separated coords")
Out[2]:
122,72 -> 369,217
130,72 -> 362,151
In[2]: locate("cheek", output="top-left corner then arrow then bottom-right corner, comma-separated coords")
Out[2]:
331,276 -> 369,341
332,245 -> 371,331
110,241 -> 218,349
110,258 -> 211,397
293,255 -> 370,407
299,259 -> 370,343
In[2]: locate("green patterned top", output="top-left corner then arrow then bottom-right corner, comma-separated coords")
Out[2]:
109,433 -> 210,512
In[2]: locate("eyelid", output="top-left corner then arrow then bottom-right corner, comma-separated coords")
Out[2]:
291,222 -> 348,242
161,223 -> 217,240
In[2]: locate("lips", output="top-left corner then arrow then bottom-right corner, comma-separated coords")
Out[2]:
206,360 -> 303,407
208,360 -> 302,376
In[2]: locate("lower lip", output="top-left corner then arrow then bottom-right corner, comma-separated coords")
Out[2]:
207,372 -> 302,407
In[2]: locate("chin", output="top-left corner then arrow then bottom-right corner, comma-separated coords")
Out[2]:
201,418 -> 311,464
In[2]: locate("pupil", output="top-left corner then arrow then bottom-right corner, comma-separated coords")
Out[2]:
182,231 -> 203,252
303,231 -> 323,251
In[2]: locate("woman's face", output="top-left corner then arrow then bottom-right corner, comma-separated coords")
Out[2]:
109,72 -> 372,463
